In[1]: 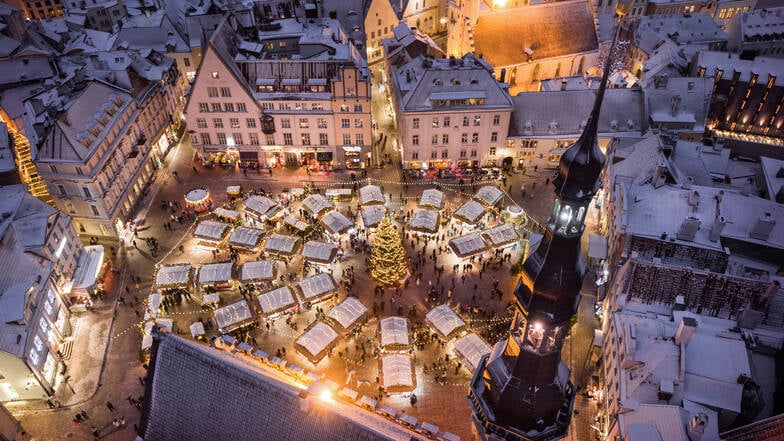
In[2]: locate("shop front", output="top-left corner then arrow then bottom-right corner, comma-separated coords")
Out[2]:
343,146 -> 363,169
239,151 -> 260,169
316,151 -> 333,170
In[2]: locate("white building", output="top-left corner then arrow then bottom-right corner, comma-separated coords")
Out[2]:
725,7 -> 784,58
186,16 -> 372,170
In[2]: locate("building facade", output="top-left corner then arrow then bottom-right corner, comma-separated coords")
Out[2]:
725,6 -> 784,58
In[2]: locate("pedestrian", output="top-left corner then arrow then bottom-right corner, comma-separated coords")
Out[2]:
80,410 -> 89,420
106,401 -> 115,412
268,168 -> 273,176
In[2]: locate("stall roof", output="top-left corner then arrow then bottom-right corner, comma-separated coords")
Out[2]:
214,300 -> 253,331
359,185 -> 384,205
327,297 -> 367,330
325,188 -> 353,198
453,333 -> 492,372
321,210 -> 353,235
361,205 -> 386,228
297,273 -> 337,301
154,264 -> 192,288
213,207 -> 239,220
202,293 -> 220,305
229,227 -> 264,249
142,318 -> 174,350
449,233 -> 487,258
264,234 -> 300,256
426,305 -> 466,338
473,186 -> 504,206
454,201 -> 485,224
296,322 -> 339,360
482,224 -> 519,247
381,354 -> 415,390
144,292 -> 163,320
245,195 -> 280,218
302,241 -> 339,264
302,194 -> 334,216
408,209 -> 439,233
194,220 -> 231,240
198,262 -> 234,285
419,189 -> 445,209
379,317 -> 410,348
189,321 -> 205,338
72,245 -> 104,290
240,260 -> 276,282
256,286 -> 296,315
284,215 -> 310,232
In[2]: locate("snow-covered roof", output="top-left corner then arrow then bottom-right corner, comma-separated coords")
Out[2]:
72,245 -> 104,290
453,201 -> 485,225
453,333 -> 492,372
264,234 -> 300,256
154,264 -> 192,288
473,186 -> 503,206
214,300 -> 253,332
426,305 -> 466,338
145,292 -> 163,320
302,241 -> 339,264
256,286 -> 297,315
481,224 -> 519,248
302,194 -> 334,216
189,321 -> 205,338
194,220 -> 231,241
213,207 -> 239,220
245,195 -> 280,218
419,189 -> 444,209
359,185 -> 384,205
327,297 -> 367,330
588,233 -> 607,259
408,209 -> 439,233
449,233 -> 487,258
198,262 -> 233,285
361,205 -> 386,228
142,318 -> 174,350
229,227 -> 264,249
380,354 -> 415,391
321,210 -> 353,235
296,322 -> 339,361
379,317 -> 410,348
297,273 -> 337,301
325,188 -> 353,199
201,293 -> 220,305
240,260 -> 276,282
284,215 -> 311,232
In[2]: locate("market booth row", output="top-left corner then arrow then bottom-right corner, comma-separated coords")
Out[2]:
264,233 -> 301,257
228,227 -> 265,252
194,220 -> 231,248
379,316 -> 410,351
197,262 -> 234,290
213,207 -> 239,223
296,273 -> 338,306
214,299 -> 255,333
449,223 -> 521,259
295,322 -> 339,364
256,286 -> 297,316
426,305 -> 467,340
154,264 -> 193,291
240,260 -> 277,283
448,233 -> 486,259
326,297 -> 368,333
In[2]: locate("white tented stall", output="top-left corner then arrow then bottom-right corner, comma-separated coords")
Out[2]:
482,224 -> 519,249
301,241 -> 339,265
240,260 -> 276,283
190,321 -> 205,339
296,273 -> 337,304
453,201 -> 485,225
197,262 -> 234,288
302,194 -> 334,217
193,220 -> 231,246
419,189 -> 445,209
321,210 -> 353,235
448,233 -> 487,259
326,297 -> 367,331
228,227 -> 265,251
408,209 -> 439,234
214,300 -> 254,333
213,207 -> 239,221
425,305 -> 466,339
473,185 -> 503,206
359,185 -> 384,205
284,215 -> 310,233
144,292 -> 163,320
295,322 -> 339,364
361,205 -> 386,228
453,333 -> 492,373
264,234 -> 301,256
244,195 -> 280,220
324,188 -> 353,201
379,317 -> 410,350
141,318 -> 174,350
154,264 -> 193,289
380,354 -> 416,393
256,286 -> 297,316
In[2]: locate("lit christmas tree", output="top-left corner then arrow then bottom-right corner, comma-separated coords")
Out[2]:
370,214 -> 408,286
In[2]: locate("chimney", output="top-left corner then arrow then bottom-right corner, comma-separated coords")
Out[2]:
741,178 -> 755,196
675,316 -> 697,346
688,190 -> 700,207
687,412 -> 708,441
709,216 -> 725,242
682,176 -> 694,190
749,212 -> 775,240
671,94 -> 682,116
677,217 -> 700,241
561,79 -> 567,91
672,295 -> 687,319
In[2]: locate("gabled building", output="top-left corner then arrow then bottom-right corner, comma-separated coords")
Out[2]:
364,0 -> 447,64
725,6 -> 784,59
381,22 -> 443,68
645,76 -> 714,139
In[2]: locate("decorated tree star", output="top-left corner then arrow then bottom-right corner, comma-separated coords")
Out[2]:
370,213 -> 408,286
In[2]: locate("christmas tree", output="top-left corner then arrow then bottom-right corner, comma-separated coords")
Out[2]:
370,214 -> 408,286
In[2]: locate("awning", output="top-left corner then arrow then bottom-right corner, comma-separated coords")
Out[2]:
72,245 -> 104,291
588,234 -> 608,259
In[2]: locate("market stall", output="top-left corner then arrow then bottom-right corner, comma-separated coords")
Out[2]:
361,205 -> 386,228
419,189 -> 445,210
144,292 -> 163,320
325,188 -> 354,202
481,224 -> 519,249
141,318 -> 174,351
380,354 -> 416,393
453,201 -> 486,225
228,227 -> 265,251
379,317 -> 410,351
448,233 -> 487,259
213,300 -> 255,333
359,185 -> 384,206
189,321 -> 205,339
213,207 -> 239,222
185,188 -> 212,213
326,297 -> 367,332
284,215 -> 311,234
244,195 -> 281,221
154,264 -> 193,290
453,333 -> 492,373
227,185 -> 241,197
302,241 -> 339,265
197,262 -> 234,289
408,209 -> 440,234
201,293 -> 220,308
193,220 -> 231,248
296,273 -> 337,304
256,286 -> 297,316
302,194 -> 334,217
473,185 -> 503,206
321,210 -> 353,235
295,322 -> 339,364
263,234 -> 301,257
425,305 -> 466,339
240,260 -> 277,283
